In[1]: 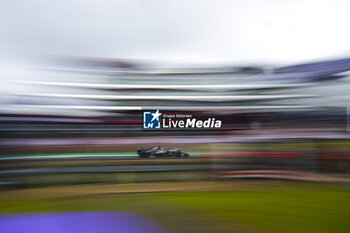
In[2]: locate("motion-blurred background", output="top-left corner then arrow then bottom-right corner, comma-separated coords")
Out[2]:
0,1 -> 350,233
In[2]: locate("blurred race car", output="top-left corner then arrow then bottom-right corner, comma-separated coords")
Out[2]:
137,146 -> 190,158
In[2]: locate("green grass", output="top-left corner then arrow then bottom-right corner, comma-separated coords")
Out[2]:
158,184 -> 350,233
0,183 -> 349,233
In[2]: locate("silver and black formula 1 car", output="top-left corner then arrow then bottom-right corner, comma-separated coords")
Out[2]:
137,146 -> 190,158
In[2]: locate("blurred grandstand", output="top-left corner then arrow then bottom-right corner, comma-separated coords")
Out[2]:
1,56 -> 350,187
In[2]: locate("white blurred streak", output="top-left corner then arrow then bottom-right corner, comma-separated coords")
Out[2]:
17,80 -> 311,90
22,93 -> 315,101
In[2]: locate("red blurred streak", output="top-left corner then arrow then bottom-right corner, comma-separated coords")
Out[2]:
200,151 -> 300,155
197,150 -> 301,158
214,170 -> 327,181
222,121 -> 318,124
210,165 -> 307,170
197,154 -> 300,158
216,170 -> 318,176
0,114 -> 101,119
99,122 -> 142,124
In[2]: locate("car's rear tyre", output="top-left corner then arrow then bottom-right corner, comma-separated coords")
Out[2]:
183,153 -> 190,158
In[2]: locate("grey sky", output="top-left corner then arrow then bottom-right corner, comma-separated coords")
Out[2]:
1,0 -> 350,64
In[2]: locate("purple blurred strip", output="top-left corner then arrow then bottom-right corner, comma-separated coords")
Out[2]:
0,212 -> 167,233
